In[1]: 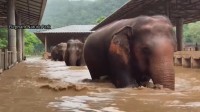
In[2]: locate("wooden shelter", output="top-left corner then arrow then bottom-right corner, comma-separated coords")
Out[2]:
0,0 -> 47,63
92,0 -> 200,51
35,25 -> 95,52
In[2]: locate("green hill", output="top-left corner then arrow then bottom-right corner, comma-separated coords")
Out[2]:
41,0 -> 128,28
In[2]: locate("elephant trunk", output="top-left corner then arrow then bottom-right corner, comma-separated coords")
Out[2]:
149,56 -> 175,90
69,53 -> 78,66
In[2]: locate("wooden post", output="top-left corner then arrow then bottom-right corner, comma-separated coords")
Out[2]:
7,0 -> 17,63
195,43 -> 199,51
165,0 -> 170,17
22,29 -> 25,60
16,13 -> 22,62
45,35 -> 47,52
4,49 -> 8,69
176,18 -> 183,51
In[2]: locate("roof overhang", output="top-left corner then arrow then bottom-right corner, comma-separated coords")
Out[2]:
0,0 -> 47,27
34,25 -> 95,46
92,0 -> 200,30
35,32 -> 92,46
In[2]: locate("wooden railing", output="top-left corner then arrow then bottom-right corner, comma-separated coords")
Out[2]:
0,49 -> 15,74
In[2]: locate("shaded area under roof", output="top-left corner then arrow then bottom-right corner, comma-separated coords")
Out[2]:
92,0 -> 200,30
0,0 -> 47,27
35,25 -> 95,48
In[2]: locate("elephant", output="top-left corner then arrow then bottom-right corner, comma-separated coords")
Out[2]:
83,15 -> 177,90
51,46 -> 59,61
57,42 -> 67,61
51,42 -> 67,61
64,39 -> 85,66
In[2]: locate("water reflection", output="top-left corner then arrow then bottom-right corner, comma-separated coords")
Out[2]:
48,96 -> 120,112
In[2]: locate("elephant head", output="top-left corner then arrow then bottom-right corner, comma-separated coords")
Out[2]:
56,42 -> 67,61
51,46 -> 59,61
111,16 -> 176,90
65,39 -> 84,66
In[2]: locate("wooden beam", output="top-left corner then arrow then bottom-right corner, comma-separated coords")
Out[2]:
16,13 -> 23,62
176,18 -> 183,51
7,0 -> 17,63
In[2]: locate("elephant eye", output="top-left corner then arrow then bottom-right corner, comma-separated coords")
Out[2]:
142,47 -> 151,55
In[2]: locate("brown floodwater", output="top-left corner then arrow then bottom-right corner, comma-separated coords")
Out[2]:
0,57 -> 200,112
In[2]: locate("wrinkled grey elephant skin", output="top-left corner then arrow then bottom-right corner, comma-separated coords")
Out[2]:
83,15 -> 176,90
65,39 -> 85,66
51,42 -> 67,61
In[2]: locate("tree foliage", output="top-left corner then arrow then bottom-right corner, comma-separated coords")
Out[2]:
96,16 -> 106,23
24,30 -> 44,55
41,0 -> 128,28
183,22 -> 200,44
0,28 -> 8,48
0,28 -> 43,55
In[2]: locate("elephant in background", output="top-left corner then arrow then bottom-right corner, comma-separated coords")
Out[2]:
64,39 -> 85,66
51,42 -> 67,61
57,42 -> 67,61
83,15 -> 176,90
51,46 -> 58,61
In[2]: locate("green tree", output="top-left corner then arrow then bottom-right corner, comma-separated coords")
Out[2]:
96,16 -> 106,23
24,30 -> 44,55
41,0 -> 128,28
0,28 -> 8,49
0,28 -> 43,55
183,21 -> 200,44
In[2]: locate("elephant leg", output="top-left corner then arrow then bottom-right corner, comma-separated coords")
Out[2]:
58,55 -> 63,61
86,62 -> 107,80
108,55 -> 138,88
80,54 -> 86,66
65,55 -> 69,66
76,59 -> 81,66
52,57 -> 57,61
65,60 -> 68,66
138,76 -> 151,87
84,45 -> 109,80
133,70 -> 151,87
76,56 -> 85,66
85,54 -> 109,80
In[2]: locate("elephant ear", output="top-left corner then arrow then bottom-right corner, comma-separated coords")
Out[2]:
109,26 -> 133,65
113,26 -> 133,39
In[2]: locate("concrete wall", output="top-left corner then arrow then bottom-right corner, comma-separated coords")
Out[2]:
174,51 -> 200,68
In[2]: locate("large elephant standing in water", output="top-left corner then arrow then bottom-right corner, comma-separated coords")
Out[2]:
57,42 -> 67,61
64,39 -> 85,66
51,42 -> 67,61
84,15 -> 177,90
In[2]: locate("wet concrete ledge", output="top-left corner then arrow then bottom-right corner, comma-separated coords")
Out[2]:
174,51 -> 200,68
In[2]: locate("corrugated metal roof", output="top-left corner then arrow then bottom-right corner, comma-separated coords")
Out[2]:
92,0 -> 200,30
0,0 -> 47,27
34,25 -> 95,46
37,25 -> 96,33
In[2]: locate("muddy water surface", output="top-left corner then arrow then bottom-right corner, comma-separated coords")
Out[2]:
0,57 -> 200,112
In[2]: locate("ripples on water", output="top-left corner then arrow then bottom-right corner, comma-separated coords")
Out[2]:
1,57 -> 200,112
